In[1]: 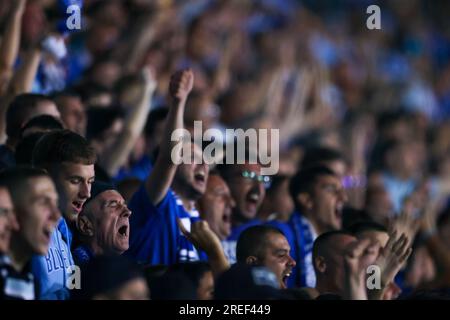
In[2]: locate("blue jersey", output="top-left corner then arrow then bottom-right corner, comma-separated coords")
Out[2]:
268,212 -> 317,288
125,184 -> 207,265
31,218 -> 75,300
222,219 -> 262,264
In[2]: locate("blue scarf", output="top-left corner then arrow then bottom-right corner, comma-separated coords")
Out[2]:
291,212 -> 317,287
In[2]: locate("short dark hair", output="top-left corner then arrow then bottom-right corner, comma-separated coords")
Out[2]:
289,166 -> 336,209
312,230 -> 353,273
236,225 -> 284,263
0,166 -> 50,204
15,132 -> 46,165
20,115 -> 64,137
32,129 -> 97,168
301,147 -> 346,171
6,93 -> 54,140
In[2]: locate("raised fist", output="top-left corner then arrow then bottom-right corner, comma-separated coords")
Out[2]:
169,69 -> 194,102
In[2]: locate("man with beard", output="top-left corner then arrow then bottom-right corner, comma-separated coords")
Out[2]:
126,69 -> 210,264
269,166 -> 347,288
31,130 -> 96,299
73,182 -> 132,265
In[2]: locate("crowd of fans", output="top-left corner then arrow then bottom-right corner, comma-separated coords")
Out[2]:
1,0 -> 450,300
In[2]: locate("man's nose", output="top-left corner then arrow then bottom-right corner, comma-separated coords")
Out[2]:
79,182 -> 91,199
121,205 -> 132,218
287,254 -> 296,267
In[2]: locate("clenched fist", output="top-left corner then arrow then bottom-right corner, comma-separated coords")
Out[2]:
169,69 -> 194,102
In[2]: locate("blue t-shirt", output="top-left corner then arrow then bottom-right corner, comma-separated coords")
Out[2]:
114,156 -> 153,183
222,219 -> 262,264
269,211 -> 317,289
31,218 -> 75,300
125,185 -> 207,265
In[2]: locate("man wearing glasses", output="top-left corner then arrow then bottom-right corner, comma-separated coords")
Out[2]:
218,160 -> 271,264
269,166 -> 347,289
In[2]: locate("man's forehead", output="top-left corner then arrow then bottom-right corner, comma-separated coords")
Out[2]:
99,190 -> 123,202
330,234 -> 357,252
29,176 -> 57,196
315,174 -> 340,185
267,232 -> 290,249
207,175 -> 227,188
60,162 -> 95,175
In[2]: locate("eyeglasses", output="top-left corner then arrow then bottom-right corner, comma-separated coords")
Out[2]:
240,171 -> 272,187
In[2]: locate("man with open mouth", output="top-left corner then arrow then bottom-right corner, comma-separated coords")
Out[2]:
73,181 -> 131,265
217,160 -> 269,264
31,130 -> 96,300
125,69 -> 210,265
236,225 -> 296,289
269,166 -> 347,289
0,167 -> 60,300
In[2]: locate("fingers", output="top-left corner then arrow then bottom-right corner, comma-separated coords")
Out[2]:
384,230 -> 397,252
400,247 -> 413,263
391,233 -> 406,254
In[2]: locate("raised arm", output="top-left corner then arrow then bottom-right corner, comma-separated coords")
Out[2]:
145,69 -> 193,205
0,0 -> 27,95
101,67 -> 157,176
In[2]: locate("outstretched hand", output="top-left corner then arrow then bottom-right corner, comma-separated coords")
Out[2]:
375,231 -> 412,288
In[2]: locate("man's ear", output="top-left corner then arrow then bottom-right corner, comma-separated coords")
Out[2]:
314,256 -> 327,274
245,256 -> 260,266
77,214 -> 94,237
297,192 -> 313,211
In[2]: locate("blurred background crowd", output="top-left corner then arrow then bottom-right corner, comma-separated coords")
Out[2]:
1,0 -> 450,300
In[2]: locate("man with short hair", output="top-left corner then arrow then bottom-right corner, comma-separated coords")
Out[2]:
0,167 -> 60,300
126,69 -> 210,265
0,93 -> 61,169
236,225 -> 296,289
269,166 -> 347,288
197,172 -> 235,241
74,182 -> 131,265
313,230 -> 410,300
31,129 -> 96,299
313,231 -> 367,297
217,160 -> 268,264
